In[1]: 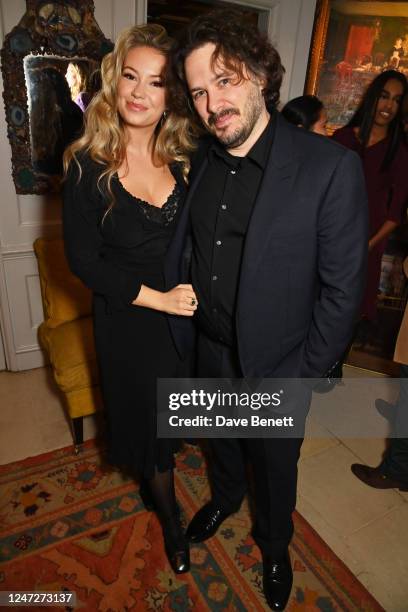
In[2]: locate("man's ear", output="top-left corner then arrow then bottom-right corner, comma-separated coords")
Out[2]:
255,72 -> 267,95
258,74 -> 267,89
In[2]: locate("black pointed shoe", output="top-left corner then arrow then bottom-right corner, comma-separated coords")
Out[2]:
165,540 -> 190,574
263,549 -> 293,611
163,522 -> 190,574
186,502 -> 232,543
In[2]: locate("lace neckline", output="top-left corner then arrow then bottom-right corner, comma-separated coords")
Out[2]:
116,178 -> 177,210
115,177 -> 181,226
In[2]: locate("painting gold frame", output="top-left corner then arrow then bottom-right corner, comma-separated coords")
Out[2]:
305,0 -> 331,98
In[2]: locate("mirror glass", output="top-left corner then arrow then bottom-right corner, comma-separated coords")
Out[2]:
25,56 -> 99,176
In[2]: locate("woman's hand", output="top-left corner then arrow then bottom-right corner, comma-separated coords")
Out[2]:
161,284 -> 198,316
369,220 -> 398,252
132,284 -> 198,316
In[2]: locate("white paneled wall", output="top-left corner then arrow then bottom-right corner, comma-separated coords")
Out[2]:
3,253 -> 44,369
0,0 -> 315,371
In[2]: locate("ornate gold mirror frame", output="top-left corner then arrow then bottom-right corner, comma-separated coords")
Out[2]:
1,0 -> 112,194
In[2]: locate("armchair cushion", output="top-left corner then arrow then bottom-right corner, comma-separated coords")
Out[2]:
34,238 -> 92,328
39,317 -> 99,393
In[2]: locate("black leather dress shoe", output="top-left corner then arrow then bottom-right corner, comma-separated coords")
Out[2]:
186,502 -> 232,543
351,463 -> 408,491
263,549 -> 293,611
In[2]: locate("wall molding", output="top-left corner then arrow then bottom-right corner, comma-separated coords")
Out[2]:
1,247 -> 38,257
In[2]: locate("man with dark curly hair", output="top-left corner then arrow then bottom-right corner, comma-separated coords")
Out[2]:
167,9 -> 368,609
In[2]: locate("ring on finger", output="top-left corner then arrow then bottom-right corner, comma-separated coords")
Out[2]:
191,298 -> 196,306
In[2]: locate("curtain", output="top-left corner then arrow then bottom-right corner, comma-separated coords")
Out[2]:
344,25 -> 375,64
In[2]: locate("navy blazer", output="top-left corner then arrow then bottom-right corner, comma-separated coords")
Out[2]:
165,114 -> 368,378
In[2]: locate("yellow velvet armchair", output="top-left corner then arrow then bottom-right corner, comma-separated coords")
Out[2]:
34,237 -> 102,450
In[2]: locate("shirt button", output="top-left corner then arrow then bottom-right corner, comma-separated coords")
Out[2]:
221,204 -> 227,210
216,240 -> 222,246
212,275 -> 218,281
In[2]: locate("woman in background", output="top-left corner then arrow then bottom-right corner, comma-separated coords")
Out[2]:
63,25 -> 197,574
281,94 -> 327,135
65,62 -> 91,111
332,70 -> 408,323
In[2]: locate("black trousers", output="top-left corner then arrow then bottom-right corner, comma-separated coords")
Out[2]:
381,364 -> 408,484
197,332 -> 308,558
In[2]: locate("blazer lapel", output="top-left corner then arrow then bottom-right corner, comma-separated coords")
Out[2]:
241,115 -> 300,273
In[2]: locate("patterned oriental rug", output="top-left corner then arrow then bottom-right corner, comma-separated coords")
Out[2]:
0,441 -> 383,611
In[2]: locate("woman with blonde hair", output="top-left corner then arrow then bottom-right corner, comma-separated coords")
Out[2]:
63,24 -> 197,574
65,62 -> 90,111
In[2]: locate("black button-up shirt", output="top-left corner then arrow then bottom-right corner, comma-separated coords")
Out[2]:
190,115 -> 275,346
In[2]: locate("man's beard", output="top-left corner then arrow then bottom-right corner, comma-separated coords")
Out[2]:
208,88 -> 264,149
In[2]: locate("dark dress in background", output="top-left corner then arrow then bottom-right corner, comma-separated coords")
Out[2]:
332,126 -> 408,321
63,156 -> 187,478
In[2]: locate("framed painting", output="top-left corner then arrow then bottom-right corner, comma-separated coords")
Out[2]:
305,0 -> 408,133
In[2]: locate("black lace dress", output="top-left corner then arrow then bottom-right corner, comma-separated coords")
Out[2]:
63,157 -> 188,478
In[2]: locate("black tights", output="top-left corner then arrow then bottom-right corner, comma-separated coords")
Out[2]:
146,468 -> 185,547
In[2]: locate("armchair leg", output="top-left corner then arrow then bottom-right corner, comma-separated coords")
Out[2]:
72,416 -> 84,454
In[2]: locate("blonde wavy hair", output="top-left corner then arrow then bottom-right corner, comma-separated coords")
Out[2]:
66,62 -> 87,101
63,24 -> 196,213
